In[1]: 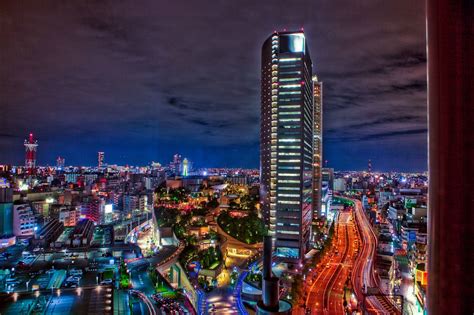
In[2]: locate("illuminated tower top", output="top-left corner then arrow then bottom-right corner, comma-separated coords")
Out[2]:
24,133 -> 38,174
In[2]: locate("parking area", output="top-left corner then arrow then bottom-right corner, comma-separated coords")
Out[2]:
0,286 -> 114,315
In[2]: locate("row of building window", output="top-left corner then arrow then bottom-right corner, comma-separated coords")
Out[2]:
278,186 -> 300,190
278,193 -> 300,197
279,200 -> 300,205
279,77 -> 300,82
280,57 -> 301,62
279,91 -> 300,95
278,152 -> 300,156
279,159 -> 300,162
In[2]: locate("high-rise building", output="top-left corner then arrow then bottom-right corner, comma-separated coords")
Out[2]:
0,187 -> 14,236
80,199 -> 101,223
24,133 -> 38,175
312,75 -> 323,217
181,158 -> 189,176
321,167 -> 334,217
260,30 -> 314,263
56,156 -> 65,169
171,154 -> 182,174
98,151 -> 105,169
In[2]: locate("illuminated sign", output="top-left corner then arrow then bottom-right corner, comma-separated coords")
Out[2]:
290,34 -> 305,52
105,204 -> 113,214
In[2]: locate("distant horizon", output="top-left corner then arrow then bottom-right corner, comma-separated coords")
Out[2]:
1,1 -> 428,172
1,159 -> 428,174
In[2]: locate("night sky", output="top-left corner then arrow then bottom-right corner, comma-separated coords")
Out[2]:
0,1 -> 427,171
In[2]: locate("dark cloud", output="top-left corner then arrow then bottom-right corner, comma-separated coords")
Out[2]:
0,0 -> 427,170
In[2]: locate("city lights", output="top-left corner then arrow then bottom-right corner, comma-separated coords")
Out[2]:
0,1 -> 471,314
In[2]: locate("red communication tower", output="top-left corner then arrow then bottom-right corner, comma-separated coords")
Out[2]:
24,133 -> 38,175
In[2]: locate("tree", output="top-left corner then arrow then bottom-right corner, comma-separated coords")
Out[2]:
154,206 -> 178,227
207,198 -> 219,209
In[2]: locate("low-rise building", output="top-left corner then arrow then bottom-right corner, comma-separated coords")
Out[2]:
13,203 -> 37,237
69,219 -> 94,247
59,207 -> 80,227
33,218 -> 64,247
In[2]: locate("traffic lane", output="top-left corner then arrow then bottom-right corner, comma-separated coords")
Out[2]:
322,224 -> 348,314
329,224 -> 356,314
351,199 -> 394,314
306,227 -> 348,312
130,264 -> 155,296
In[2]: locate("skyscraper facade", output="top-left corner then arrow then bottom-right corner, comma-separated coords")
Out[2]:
260,31 -> 314,262
312,75 -> 323,217
56,156 -> 65,169
98,151 -> 104,169
0,187 -> 13,236
171,153 -> 182,175
182,158 -> 189,176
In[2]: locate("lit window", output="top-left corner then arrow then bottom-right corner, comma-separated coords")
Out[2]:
278,193 -> 300,197
278,152 -> 300,156
278,145 -> 300,149
279,78 -> 300,82
279,200 -> 300,205
278,112 -> 301,116
280,58 -> 301,62
279,91 -> 300,95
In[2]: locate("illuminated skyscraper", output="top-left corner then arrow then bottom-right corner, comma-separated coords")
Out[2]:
171,153 -> 182,174
312,75 -> 323,217
182,158 -> 189,177
56,156 -> 65,169
24,133 -> 38,175
98,151 -> 104,169
0,187 -> 14,237
260,30 -> 314,263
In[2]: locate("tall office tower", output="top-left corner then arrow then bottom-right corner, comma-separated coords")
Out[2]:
98,151 -> 104,169
56,156 -> 65,169
172,153 -> 182,174
312,75 -> 323,218
181,158 -> 189,176
24,133 -> 38,175
260,31 -> 314,263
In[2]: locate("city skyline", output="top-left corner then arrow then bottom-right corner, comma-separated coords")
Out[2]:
0,1 -> 470,314
0,1 -> 427,171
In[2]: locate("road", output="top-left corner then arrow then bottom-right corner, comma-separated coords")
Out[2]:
304,211 -> 353,314
130,289 -> 157,315
324,211 -> 357,314
349,197 -> 400,314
